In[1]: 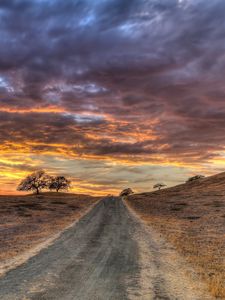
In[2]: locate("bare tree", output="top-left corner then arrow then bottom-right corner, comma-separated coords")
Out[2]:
153,183 -> 167,190
186,175 -> 205,183
17,170 -> 50,195
119,188 -> 134,197
49,176 -> 71,192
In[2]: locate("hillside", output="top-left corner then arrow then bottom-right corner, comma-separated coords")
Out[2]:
126,172 -> 225,298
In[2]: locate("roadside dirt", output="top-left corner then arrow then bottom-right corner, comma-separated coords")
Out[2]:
0,192 -> 100,276
127,173 -> 225,299
126,172 -> 225,298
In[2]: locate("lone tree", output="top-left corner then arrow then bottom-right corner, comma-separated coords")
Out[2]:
186,175 -> 205,183
119,188 -> 134,197
49,176 -> 71,192
17,170 -> 50,195
153,183 -> 167,190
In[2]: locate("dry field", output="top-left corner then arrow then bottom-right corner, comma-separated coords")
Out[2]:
0,192 -> 100,274
126,172 -> 225,299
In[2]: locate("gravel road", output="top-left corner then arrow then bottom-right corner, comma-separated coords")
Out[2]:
0,197 -> 213,300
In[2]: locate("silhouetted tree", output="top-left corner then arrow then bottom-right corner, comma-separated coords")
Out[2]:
119,188 -> 134,197
17,170 -> 50,195
186,175 -> 205,183
153,183 -> 167,190
49,176 -> 71,192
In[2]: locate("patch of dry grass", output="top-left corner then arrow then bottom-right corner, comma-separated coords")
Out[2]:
126,172 -> 225,298
0,192 -> 100,263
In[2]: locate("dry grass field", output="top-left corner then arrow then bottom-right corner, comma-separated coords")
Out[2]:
0,192 -> 100,274
126,172 -> 225,298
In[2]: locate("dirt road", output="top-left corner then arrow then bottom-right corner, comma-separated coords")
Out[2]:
0,197 -> 212,300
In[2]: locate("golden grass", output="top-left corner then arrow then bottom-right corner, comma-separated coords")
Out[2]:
126,172 -> 225,298
0,192 -> 100,263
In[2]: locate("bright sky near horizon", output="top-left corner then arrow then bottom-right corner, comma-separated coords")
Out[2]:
0,0 -> 225,195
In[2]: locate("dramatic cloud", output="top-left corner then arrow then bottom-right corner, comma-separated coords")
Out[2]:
0,0 -> 225,194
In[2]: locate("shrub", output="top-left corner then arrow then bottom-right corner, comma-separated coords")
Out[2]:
186,175 -> 205,183
119,188 -> 134,197
153,183 -> 167,190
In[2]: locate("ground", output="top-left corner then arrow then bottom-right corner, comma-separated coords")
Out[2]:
126,172 -> 225,298
0,192 -> 100,275
0,197 -> 212,300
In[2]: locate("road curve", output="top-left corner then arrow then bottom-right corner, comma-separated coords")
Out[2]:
0,197 -> 212,300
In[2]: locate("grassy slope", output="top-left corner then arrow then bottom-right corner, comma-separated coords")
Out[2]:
0,192 -> 100,264
126,172 -> 225,298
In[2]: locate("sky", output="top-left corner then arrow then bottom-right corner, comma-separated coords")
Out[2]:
0,0 -> 225,195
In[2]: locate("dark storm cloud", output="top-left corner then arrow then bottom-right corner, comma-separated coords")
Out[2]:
0,111 -> 157,158
0,0 -> 225,163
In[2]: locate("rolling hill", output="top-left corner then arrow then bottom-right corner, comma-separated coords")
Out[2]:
126,172 -> 225,298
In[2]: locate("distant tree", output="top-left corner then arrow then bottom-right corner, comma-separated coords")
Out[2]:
186,175 -> 205,183
153,183 -> 167,190
49,176 -> 71,192
17,170 -> 50,195
119,188 -> 134,197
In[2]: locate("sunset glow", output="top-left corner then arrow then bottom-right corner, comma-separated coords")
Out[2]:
0,0 -> 224,195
